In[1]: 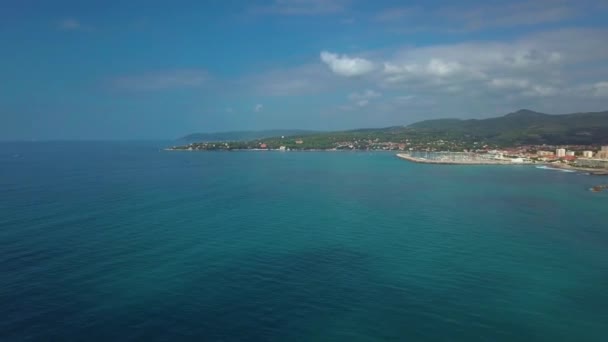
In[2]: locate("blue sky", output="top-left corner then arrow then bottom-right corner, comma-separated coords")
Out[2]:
2,0 -> 608,140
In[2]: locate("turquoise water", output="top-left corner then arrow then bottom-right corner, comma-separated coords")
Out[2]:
1,142 -> 607,341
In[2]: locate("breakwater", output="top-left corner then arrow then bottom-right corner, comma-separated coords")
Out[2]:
396,153 -> 516,165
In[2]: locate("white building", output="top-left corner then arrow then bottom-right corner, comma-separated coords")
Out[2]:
597,146 -> 608,159
583,151 -> 594,158
556,148 -> 566,157
566,151 -> 575,157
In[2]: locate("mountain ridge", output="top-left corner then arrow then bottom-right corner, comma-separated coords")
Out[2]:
179,109 -> 608,147
405,109 -> 608,145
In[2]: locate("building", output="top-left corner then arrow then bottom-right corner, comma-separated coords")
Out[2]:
566,151 -> 575,157
576,158 -> 608,169
583,151 -> 594,158
295,139 -> 304,145
597,146 -> 608,159
260,143 -> 267,149
537,151 -> 554,157
556,148 -> 566,157
279,146 -> 287,151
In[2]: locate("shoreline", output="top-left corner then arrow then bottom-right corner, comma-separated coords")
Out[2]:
396,153 -> 608,175
163,148 -> 394,152
395,153 -> 518,165
164,148 -> 608,175
542,163 -> 608,175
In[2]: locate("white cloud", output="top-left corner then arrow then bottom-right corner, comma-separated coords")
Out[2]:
243,64 -> 340,96
439,1 -> 576,30
382,45 -> 564,87
317,28 -> 608,121
370,0 -> 600,35
232,28 -> 607,125
111,69 -> 208,91
348,89 -> 381,107
489,78 -> 530,89
254,0 -> 349,15
58,18 -> 82,31
522,85 -> 559,97
320,51 -> 375,77
593,82 -> 608,97
254,104 -> 264,112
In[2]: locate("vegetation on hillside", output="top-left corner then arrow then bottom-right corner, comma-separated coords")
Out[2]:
171,109 -> 608,151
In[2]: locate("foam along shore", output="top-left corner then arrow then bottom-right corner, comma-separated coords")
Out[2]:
541,163 -> 608,175
395,153 -> 527,165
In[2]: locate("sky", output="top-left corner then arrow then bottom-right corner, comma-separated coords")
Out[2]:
2,0 -> 608,140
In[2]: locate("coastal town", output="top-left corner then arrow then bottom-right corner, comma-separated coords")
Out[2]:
168,137 -> 608,174
398,145 -> 608,170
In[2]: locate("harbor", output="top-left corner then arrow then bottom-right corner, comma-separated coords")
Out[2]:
396,149 -> 608,175
396,152 -> 526,165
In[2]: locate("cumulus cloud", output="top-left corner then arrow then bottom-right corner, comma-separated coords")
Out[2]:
319,28 -> 608,120
254,104 -> 264,112
320,51 -> 375,77
239,28 -> 607,124
381,45 -> 564,87
111,69 -> 208,91
374,29 -> 608,103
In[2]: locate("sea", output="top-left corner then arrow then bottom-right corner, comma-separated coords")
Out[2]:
1,141 -> 607,341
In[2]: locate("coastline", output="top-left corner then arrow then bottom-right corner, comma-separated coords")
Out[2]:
395,153 -> 608,175
542,163 -> 608,175
395,153 -> 517,165
164,148 -> 608,175
164,148 -> 394,152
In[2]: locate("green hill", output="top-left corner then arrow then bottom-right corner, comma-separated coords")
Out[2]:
407,109 -> 608,145
175,109 -> 608,150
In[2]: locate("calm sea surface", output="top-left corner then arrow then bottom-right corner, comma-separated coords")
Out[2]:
1,142 -> 607,341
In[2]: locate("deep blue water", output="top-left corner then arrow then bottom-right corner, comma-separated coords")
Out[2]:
1,142 -> 608,341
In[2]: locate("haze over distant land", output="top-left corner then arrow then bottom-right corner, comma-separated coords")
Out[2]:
178,130 -> 319,143
1,1 -> 608,140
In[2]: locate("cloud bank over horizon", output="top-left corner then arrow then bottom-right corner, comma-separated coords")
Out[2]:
1,0 -> 608,139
